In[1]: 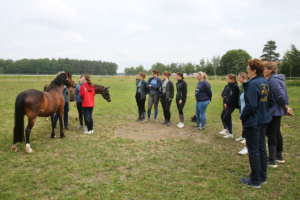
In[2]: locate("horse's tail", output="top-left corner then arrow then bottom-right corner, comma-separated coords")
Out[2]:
13,93 -> 26,143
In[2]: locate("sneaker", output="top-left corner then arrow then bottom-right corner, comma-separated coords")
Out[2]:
178,123 -> 185,128
177,122 -> 183,127
192,124 -> 200,127
136,118 -> 141,122
240,178 -> 261,188
267,161 -> 278,168
65,127 -> 73,131
261,179 -> 267,184
219,129 -> 228,134
275,157 -> 285,163
236,136 -> 244,141
83,126 -> 87,131
223,134 -> 233,138
167,122 -> 171,126
146,119 -> 150,123
151,119 -> 156,123
77,125 -> 83,129
162,120 -> 167,125
240,138 -> 246,144
140,118 -> 146,122
84,130 -> 92,134
238,146 -> 248,155
91,130 -> 94,133
198,127 -> 205,130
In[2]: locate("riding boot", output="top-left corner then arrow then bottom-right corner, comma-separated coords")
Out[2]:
141,112 -> 145,120
79,116 -> 83,126
269,145 -> 277,161
137,109 -> 142,121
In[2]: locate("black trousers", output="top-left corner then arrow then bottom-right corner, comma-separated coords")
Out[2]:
221,107 -> 235,134
176,98 -> 186,115
136,92 -> 146,112
160,94 -> 172,121
77,102 -> 84,126
266,116 -> 283,160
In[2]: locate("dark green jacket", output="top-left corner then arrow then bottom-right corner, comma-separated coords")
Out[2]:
160,80 -> 174,99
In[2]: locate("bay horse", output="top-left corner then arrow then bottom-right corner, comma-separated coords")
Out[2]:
44,83 -> 111,121
12,71 -> 75,153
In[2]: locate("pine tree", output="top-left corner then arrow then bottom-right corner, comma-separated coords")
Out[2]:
260,40 -> 280,61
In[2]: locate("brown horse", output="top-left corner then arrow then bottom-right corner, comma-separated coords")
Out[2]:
12,71 -> 75,153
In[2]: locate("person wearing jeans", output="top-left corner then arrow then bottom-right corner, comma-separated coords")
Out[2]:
193,71 -> 212,130
74,74 -> 86,130
240,58 -> 274,188
53,86 -> 71,131
264,62 -> 294,167
146,69 -> 162,122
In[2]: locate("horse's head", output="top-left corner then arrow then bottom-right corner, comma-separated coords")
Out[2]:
65,71 -> 75,88
102,87 -> 111,102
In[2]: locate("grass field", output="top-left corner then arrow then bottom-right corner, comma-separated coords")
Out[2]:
0,76 -> 299,199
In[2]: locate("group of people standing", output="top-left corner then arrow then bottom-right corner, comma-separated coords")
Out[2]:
136,58 -> 294,189
135,70 -> 212,129
218,58 -> 294,188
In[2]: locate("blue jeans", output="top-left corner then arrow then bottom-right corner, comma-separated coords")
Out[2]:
244,123 -> 268,185
195,100 -> 210,128
54,102 -> 69,128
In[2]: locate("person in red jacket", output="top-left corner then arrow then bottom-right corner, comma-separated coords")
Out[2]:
80,74 -> 95,134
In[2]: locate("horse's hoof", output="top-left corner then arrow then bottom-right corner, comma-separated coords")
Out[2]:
51,135 -> 56,138
60,135 -> 66,138
25,144 -> 34,153
12,145 -> 18,152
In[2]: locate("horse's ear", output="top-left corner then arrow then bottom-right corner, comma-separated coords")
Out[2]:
105,87 -> 110,90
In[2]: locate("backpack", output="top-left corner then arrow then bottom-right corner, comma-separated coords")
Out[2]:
191,115 -> 197,122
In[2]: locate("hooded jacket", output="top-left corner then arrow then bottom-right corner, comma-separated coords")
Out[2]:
240,75 -> 274,127
225,81 -> 240,109
79,82 -> 95,108
268,73 -> 289,117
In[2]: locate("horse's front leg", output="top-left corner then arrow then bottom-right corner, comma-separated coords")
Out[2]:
50,115 -> 56,138
25,118 -> 36,153
59,114 -> 65,138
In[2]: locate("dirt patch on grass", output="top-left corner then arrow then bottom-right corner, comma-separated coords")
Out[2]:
114,121 -> 209,143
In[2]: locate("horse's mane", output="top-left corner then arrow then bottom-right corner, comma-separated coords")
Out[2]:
46,73 -> 67,91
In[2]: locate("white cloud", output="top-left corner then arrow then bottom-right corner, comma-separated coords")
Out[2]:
63,32 -> 87,42
124,23 -> 151,32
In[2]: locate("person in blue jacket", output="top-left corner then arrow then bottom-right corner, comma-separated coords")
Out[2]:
74,74 -> 86,130
146,69 -> 162,122
240,58 -> 274,188
264,62 -> 294,168
193,71 -> 212,130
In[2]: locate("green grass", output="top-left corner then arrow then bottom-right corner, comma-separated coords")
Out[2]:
0,76 -> 299,199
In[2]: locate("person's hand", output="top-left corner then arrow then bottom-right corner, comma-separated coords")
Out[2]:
179,100 -> 182,104
287,107 -> 294,116
149,84 -> 152,87
74,102 -> 77,107
224,104 -> 227,110
169,98 -> 172,101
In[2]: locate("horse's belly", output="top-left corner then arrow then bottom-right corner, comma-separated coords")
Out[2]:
38,110 -> 54,117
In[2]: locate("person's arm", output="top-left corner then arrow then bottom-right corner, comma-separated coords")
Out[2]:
269,79 -> 288,106
226,85 -> 239,106
169,81 -> 174,100
205,82 -> 212,101
240,83 -> 257,120
79,85 -> 85,99
182,81 -> 187,100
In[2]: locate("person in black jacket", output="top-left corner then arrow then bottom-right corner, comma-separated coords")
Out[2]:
136,72 -> 147,122
220,74 -> 240,138
219,84 -> 230,134
175,72 -> 187,128
160,71 -> 174,126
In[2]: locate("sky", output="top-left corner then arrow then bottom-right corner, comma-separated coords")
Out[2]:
1,0 -> 299,72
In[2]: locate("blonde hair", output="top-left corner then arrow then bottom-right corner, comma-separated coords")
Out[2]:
264,62 -> 278,74
197,71 -> 207,80
238,72 -> 248,80
138,72 -> 146,78
162,71 -> 171,78
85,74 -> 94,87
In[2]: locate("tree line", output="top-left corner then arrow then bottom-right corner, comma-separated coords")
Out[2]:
0,58 -> 118,75
125,41 -> 300,77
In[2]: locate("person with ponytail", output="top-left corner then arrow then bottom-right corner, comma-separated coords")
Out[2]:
80,74 -> 95,134
160,71 -> 174,126
146,69 -> 162,122
175,72 -> 187,128
193,71 -> 212,130
220,74 -> 240,138
74,74 -> 86,130
135,72 -> 147,121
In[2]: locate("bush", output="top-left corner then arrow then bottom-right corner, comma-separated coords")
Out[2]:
286,81 -> 300,87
